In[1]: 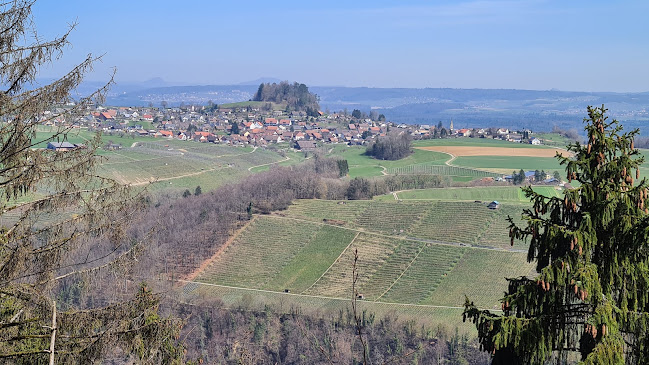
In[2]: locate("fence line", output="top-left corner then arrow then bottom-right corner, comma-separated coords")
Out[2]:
387,164 -> 498,177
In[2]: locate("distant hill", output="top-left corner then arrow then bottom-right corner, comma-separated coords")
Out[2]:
238,77 -> 282,86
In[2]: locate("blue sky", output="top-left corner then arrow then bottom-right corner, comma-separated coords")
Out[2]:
32,0 -> 649,92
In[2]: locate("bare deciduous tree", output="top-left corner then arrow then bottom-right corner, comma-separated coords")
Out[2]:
0,1 -> 182,362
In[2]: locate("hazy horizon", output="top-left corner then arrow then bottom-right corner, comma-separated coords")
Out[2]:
32,1 -> 649,93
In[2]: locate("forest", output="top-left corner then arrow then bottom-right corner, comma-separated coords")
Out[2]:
366,133 -> 413,161
253,81 -> 320,115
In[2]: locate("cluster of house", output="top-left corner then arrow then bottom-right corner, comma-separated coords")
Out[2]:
41,104 -> 545,150
411,122 -> 542,145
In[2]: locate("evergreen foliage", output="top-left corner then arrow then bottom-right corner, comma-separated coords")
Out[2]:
511,169 -> 526,185
230,121 -> 240,135
337,159 -> 349,177
464,106 -> 649,364
0,2 -> 182,362
252,81 -> 319,112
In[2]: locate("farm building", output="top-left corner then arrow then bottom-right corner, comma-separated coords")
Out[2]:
488,201 -> 500,209
46,142 -> 77,151
295,140 -> 317,151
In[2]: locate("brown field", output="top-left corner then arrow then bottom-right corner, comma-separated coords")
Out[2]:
416,146 -> 572,157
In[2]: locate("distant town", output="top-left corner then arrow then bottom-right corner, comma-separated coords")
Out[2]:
43,102 -> 547,152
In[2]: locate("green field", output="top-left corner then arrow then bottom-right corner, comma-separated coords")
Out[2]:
327,145 -> 449,178
453,155 -> 565,173
413,138 -> 551,149
92,141 -> 289,193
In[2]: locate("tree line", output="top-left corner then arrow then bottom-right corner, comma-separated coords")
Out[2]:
366,133 -> 413,160
177,301 -> 489,364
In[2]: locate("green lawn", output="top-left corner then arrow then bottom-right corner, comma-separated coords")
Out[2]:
453,155 -> 565,173
329,145 -> 449,177
263,225 -> 357,292
413,138 -> 551,149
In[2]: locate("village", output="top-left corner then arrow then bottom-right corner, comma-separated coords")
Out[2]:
42,103 -> 545,152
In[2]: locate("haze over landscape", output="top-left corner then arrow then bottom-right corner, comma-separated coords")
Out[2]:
33,1 -> 649,92
4,1 -> 649,364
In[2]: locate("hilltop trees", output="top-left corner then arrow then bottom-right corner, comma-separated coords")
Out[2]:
0,1 -> 181,362
253,81 -> 319,112
464,106 -> 649,364
366,133 -> 413,161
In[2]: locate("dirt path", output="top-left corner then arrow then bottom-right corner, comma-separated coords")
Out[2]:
183,216 -> 256,282
301,231 -> 360,294
130,166 -> 230,186
248,155 -> 291,172
177,280 -> 500,312
265,214 -> 527,253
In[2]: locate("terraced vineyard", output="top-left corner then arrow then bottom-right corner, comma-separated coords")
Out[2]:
193,202 -> 534,310
304,233 -> 400,298
195,217 -> 321,287
428,249 -> 535,309
354,201 -> 430,234
283,199 -> 526,248
181,282 -> 472,333
280,199 -> 370,225
387,164 -> 497,177
408,201 -> 495,244
477,205 -> 528,250
378,243 -> 466,303
94,142 -> 288,191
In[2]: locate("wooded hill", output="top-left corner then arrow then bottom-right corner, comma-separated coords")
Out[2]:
253,81 -> 320,115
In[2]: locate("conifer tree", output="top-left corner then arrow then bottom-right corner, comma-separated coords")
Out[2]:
0,1 -> 182,362
464,105 -> 649,364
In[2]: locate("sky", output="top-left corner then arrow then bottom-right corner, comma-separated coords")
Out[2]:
31,0 -> 649,92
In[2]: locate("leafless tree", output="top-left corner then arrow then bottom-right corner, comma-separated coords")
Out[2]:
0,1 -> 182,362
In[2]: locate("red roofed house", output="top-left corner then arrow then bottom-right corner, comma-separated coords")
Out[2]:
265,118 -> 278,125
158,130 -> 173,138
279,119 -> 291,126
458,128 -> 472,137
98,112 -> 113,121
142,114 -> 154,121
193,131 -> 214,142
